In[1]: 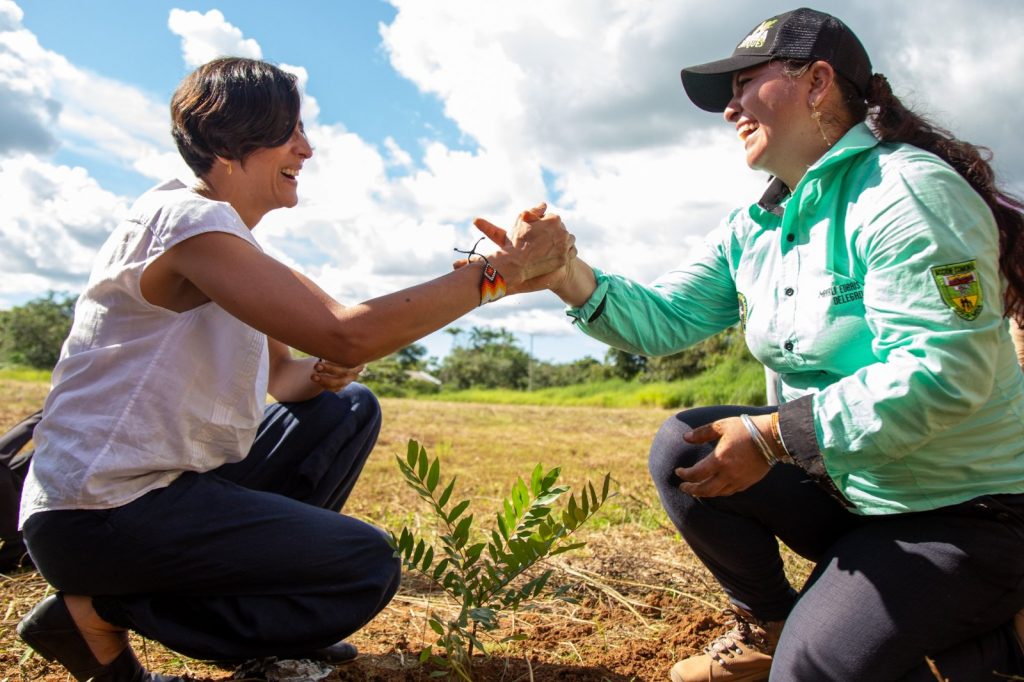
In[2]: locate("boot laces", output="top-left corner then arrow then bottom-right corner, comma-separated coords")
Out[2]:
704,608 -> 774,665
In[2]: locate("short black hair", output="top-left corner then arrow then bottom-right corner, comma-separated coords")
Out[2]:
170,57 -> 300,176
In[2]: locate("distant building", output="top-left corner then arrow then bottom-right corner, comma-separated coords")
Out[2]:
406,370 -> 442,386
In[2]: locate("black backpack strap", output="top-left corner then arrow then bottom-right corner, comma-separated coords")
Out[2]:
0,409 -> 41,571
0,409 -> 43,469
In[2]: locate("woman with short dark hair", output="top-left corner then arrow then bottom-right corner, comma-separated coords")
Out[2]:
16,57 -> 574,682
482,7 -> 1024,680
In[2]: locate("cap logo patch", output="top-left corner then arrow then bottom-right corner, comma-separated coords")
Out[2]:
931,260 -> 984,321
737,19 -> 778,50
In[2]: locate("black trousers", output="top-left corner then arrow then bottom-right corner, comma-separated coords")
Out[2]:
24,383 -> 401,661
649,405 -> 1024,681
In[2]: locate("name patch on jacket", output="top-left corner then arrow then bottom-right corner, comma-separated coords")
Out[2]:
931,260 -> 983,321
819,281 -> 863,306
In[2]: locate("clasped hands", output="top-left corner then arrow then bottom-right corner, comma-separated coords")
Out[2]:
454,203 -> 577,294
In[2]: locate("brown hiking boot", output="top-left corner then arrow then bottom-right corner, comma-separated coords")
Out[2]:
670,606 -> 784,682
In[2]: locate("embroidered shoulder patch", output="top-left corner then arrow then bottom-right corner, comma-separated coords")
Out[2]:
737,292 -> 748,332
931,260 -> 983,321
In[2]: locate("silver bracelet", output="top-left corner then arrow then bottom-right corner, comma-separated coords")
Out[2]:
740,413 -> 778,467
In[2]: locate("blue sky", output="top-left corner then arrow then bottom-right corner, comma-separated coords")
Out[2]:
3,0 -> 1022,364
17,1 -> 467,197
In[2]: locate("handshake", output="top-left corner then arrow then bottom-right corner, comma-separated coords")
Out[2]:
454,203 -> 594,305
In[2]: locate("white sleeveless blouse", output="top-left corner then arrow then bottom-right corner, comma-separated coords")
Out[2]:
20,179 -> 269,524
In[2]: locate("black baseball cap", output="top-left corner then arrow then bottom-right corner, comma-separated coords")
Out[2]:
680,8 -> 872,112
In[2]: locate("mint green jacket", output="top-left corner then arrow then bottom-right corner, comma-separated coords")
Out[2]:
569,123 -> 1024,515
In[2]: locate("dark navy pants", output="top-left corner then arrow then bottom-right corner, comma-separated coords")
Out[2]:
649,405 -> 1024,681
24,383 -> 401,661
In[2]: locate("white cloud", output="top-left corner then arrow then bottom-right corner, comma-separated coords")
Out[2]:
0,1 -> 184,308
0,0 -> 21,31
167,8 -> 261,68
4,0 -> 1023,361
0,154 -> 129,306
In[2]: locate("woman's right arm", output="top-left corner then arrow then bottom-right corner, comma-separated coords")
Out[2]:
141,211 -> 574,367
473,212 -> 741,357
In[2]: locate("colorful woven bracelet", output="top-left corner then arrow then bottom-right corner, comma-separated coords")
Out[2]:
455,237 -> 508,306
480,262 -> 507,305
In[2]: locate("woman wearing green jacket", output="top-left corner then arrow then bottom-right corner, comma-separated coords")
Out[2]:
481,7 -> 1024,681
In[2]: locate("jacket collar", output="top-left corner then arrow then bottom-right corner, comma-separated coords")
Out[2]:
755,122 -> 879,215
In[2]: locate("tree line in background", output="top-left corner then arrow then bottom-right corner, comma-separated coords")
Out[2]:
363,325 -> 758,397
0,292 -> 758,393
0,292 -> 77,370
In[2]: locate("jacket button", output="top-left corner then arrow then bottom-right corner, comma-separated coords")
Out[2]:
786,234 -> 795,242
784,341 -> 794,351
784,287 -> 794,296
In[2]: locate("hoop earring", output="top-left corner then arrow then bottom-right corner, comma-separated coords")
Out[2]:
811,102 -> 832,147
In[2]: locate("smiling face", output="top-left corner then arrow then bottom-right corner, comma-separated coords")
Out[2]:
230,122 -> 313,226
723,61 -> 826,189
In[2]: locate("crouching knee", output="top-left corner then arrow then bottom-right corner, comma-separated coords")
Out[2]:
337,382 -> 381,426
648,410 -> 714,494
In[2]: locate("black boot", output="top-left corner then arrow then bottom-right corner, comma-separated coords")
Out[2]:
18,594 -> 187,682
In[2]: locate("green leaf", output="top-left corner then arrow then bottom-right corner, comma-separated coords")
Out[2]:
426,457 -> 440,492
447,499 -> 471,524
453,515 -> 473,548
437,478 -> 457,508
412,539 -> 425,566
550,541 -> 586,556
530,463 -> 543,496
421,545 -> 434,570
428,618 -> 445,635
602,473 -> 611,501
465,542 -> 485,564
512,478 -> 529,515
496,512 -> 509,540
406,440 -> 419,469
417,447 -> 428,480
543,466 -> 561,489
399,528 -> 413,557
532,570 -> 552,596
432,557 -> 450,580
418,645 -> 432,663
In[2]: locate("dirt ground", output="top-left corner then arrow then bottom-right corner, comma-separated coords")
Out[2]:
0,381 -> 813,681
3,528 -> 737,682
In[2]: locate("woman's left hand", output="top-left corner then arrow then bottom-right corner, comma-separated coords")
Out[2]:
311,359 -> 365,391
675,415 -> 772,497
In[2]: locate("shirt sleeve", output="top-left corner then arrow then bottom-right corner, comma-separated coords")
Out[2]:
567,218 -> 742,356
779,155 -> 1005,477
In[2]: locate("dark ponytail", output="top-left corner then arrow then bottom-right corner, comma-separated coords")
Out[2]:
838,73 -> 1024,323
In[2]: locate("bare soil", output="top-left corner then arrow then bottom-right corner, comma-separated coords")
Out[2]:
0,381 -> 812,681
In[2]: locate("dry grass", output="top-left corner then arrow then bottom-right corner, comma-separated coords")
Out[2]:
0,382 -> 813,681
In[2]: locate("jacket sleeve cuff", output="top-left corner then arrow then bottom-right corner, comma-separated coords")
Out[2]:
777,395 -> 854,508
566,268 -> 611,324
